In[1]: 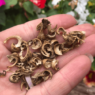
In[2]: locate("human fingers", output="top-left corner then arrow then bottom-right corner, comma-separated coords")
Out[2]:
27,55 -> 92,95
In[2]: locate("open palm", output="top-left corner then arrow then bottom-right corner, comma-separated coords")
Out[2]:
0,14 -> 95,95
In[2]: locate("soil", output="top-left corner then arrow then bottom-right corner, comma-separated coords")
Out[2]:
68,81 -> 95,95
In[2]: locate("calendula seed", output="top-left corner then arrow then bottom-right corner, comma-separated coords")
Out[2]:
1,19 -> 85,92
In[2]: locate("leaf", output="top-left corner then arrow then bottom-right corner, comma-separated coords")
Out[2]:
4,0 -> 18,9
91,58 -> 95,71
3,19 -> 15,29
87,13 -> 95,24
0,6 -> 6,26
48,1 -> 53,8
58,0 -> 72,14
14,13 -> 27,25
0,12 -> 6,26
89,0 -> 95,4
27,12 -> 37,20
23,1 -> 34,15
1,14 -> 15,31
33,5 -> 41,14
46,9 -> 58,17
0,6 -> 5,11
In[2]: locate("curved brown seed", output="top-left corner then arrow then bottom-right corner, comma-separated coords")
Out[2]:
29,38 -> 42,50
43,59 -> 52,69
9,74 -> 20,83
4,36 -> 23,52
57,27 -> 66,35
54,44 -> 62,55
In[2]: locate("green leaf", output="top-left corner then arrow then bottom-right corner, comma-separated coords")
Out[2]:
27,12 -> 38,20
0,6 -> 6,11
0,7 -> 6,26
58,0 -> 72,14
0,12 -> 6,26
48,1 -> 53,8
89,0 -> 95,4
91,58 -> 95,71
15,13 -> 27,25
1,14 -> 15,31
46,9 -> 58,17
4,0 -> 18,9
87,13 -> 95,24
23,1 -> 34,15
2,18 -> 15,29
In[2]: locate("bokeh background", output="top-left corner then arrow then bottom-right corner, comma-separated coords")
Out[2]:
0,0 -> 95,31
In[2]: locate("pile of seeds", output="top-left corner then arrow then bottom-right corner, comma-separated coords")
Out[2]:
0,19 -> 85,90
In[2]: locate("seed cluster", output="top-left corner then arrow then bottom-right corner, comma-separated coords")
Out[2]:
0,19 -> 85,91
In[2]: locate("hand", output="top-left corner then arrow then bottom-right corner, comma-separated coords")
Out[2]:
0,14 -> 95,95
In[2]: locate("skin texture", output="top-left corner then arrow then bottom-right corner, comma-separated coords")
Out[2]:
0,14 -> 95,95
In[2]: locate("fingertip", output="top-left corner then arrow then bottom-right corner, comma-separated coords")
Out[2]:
85,54 -> 94,63
78,55 -> 92,71
66,23 -> 95,37
48,14 -> 77,28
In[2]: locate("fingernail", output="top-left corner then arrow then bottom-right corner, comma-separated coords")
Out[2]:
85,54 -> 94,63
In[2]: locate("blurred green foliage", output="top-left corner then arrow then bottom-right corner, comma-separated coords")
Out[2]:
92,57 -> 95,71
0,0 -> 95,31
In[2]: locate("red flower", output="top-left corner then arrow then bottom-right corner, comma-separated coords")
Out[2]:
30,0 -> 46,9
83,70 -> 95,87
